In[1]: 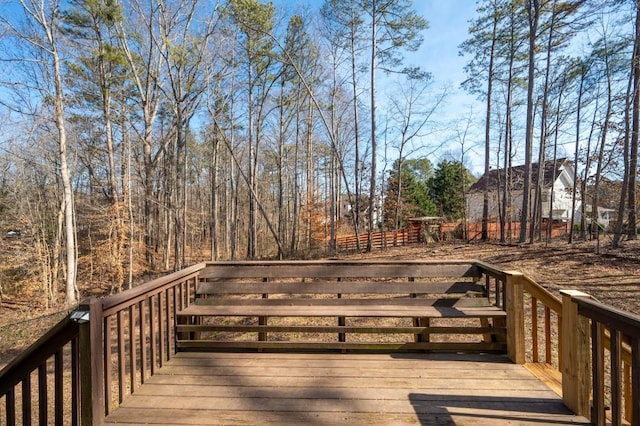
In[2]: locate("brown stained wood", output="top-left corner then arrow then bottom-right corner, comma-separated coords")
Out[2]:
632,337 -> 640,426
592,322 -> 605,426
176,324 -> 505,335
79,298 -> 105,425
175,261 -> 511,353
117,310 -> 126,404
177,304 -> 505,318
165,288 -> 172,362
104,352 -> 591,426
38,363 -> 47,424
6,388 -> 16,426
175,341 -> 506,352
149,296 -> 156,376
22,371 -> 31,426
624,362 -> 632,422
532,297 -> 539,362
158,292 -> 165,368
100,265 -> 204,315
196,281 -> 487,295
139,300 -> 147,385
171,287 -> 177,355
194,297 -> 492,308
545,307 -> 552,364
129,305 -> 137,395
106,408 -> 585,426
54,349 -> 63,424
0,316 -> 78,396
71,337 -> 80,426
104,315 -> 113,415
199,261 -> 480,280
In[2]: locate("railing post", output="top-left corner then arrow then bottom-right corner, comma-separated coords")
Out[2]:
78,298 -> 105,426
560,290 -> 591,418
505,271 -> 525,364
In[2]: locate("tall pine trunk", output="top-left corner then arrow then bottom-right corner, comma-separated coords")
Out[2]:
520,0 -> 539,243
628,2 -> 640,240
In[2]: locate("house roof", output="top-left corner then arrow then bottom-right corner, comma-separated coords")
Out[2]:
468,158 -> 571,193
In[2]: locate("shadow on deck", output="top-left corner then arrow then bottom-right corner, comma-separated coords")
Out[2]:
104,352 -> 590,425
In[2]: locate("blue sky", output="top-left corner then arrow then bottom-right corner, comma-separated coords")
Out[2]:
280,0 -> 485,172
412,1 -> 485,172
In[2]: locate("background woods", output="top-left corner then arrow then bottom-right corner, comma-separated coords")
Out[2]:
0,0 -> 639,307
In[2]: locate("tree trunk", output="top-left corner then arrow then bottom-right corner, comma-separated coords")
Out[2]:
628,2 -> 640,240
570,67 -> 585,244
613,46 -> 635,247
350,21 -> 362,251
482,2 -> 498,242
368,0 -> 378,252
520,0 -> 539,243
48,21 -> 77,304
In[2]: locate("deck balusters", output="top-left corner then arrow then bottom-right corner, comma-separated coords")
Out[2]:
129,305 -> 137,395
2,263 -> 638,425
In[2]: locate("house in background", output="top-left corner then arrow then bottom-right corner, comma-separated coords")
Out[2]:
466,158 -> 579,225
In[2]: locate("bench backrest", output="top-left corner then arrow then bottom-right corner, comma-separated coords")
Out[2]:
197,260 -> 485,297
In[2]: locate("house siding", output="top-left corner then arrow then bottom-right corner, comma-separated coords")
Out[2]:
466,160 -> 580,224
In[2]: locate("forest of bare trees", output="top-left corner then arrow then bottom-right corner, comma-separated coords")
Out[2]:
0,0 -> 639,307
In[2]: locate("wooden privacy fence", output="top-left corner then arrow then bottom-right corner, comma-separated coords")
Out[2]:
466,221 -> 570,241
1,259 -> 639,425
335,221 -> 570,252
335,227 -> 421,251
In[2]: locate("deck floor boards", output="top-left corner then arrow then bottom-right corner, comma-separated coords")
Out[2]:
105,352 -> 591,425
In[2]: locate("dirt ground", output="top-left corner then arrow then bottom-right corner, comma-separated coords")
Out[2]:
1,239 -> 639,368
347,239 -> 640,316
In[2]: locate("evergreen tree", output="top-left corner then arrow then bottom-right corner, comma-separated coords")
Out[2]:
428,160 -> 476,221
383,158 -> 436,228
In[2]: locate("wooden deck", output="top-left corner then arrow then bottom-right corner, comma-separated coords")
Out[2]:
104,352 -> 591,425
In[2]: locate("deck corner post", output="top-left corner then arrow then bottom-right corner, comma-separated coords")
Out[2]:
78,297 -> 105,426
505,271 -> 525,364
560,290 -> 591,418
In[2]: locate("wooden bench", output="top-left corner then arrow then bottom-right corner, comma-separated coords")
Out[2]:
175,260 -> 507,352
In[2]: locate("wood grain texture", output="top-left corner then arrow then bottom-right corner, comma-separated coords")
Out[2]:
177,260 -> 506,351
177,303 -> 505,318
104,352 -> 591,425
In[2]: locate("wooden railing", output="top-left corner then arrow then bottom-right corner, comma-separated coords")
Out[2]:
475,262 -> 638,425
523,276 -> 562,367
2,259 -> 639,425
0,263 -> 204,425
0,314 -> 79,425
566,292 -> 640,425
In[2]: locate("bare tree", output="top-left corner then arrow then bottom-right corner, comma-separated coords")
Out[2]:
1,0 -> 78,303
